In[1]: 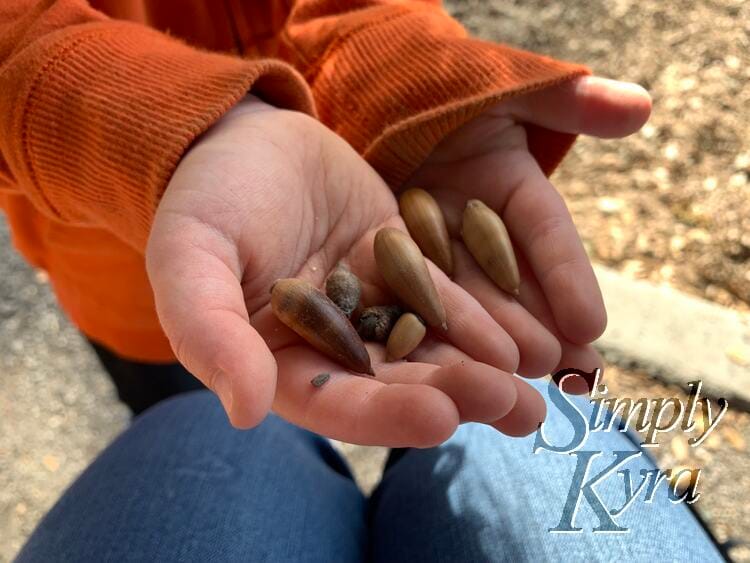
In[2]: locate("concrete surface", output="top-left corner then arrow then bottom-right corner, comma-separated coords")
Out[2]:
0,220 -> 130,562
595,265 -> 750,409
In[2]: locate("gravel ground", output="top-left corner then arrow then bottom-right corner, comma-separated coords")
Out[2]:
2,1 -> 749,561
445,0 -> 750,311
0,221 -> 129,561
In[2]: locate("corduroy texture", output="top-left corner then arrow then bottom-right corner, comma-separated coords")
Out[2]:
282,2 -> 589,188
1,0 -> 587,362
0,6 -> 314,361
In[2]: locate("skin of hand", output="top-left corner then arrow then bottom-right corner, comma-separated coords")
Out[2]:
147,96 -> 529,447
405,76 -> 652,398
146,76 -> 651,447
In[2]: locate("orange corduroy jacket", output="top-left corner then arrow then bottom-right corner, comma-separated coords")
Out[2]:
0,0 -> 587,362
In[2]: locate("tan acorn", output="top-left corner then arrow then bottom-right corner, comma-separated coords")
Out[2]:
461,199 -> 520,296
374,228 -> 447,330
386,313 -> 426,361
325,261 -> 361,318
399,188 -> 454,276
271,278 -> 374,375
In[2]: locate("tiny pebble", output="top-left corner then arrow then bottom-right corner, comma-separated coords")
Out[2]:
311,373 -> 331,388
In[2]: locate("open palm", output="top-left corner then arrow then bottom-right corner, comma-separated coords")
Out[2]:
405,76 -> 652,393
147,97 -> 544,447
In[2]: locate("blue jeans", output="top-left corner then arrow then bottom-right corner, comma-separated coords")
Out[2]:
16,380 -> 724,562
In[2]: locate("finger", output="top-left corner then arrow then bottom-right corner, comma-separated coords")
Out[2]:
507,76 -> 652,138
499,155 -> 606,343
373,345 -> 518,424
450,241 -> 562,377
407,333 -> 473,365
491,376 -> 547,437
431,161 -> 606,345
430,261 -> 520,372
273,345 -> 459,447
513,251 -> 604,395
147,220 -> 277,429
347,222 -> 520,373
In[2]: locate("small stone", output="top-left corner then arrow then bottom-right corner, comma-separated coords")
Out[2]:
669,235 -> 687,253
722,427 -> 746,451
42,454 -> 60,472
670,435 -> 689,462
311,373 -> 331,388
596,197 -> 624,215
641,124 -> 657,139
734,153 -> 750,170
726,344 -> 750,366
703,177 -> 718,191
663,142 -> 680,160
729,173 -> 747,188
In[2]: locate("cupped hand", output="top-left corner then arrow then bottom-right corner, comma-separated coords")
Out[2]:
146,96 -> 542,446
405,76 -> 652,397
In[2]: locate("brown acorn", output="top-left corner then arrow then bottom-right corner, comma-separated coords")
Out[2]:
271,278 -> 374,375
357,305 -> 403,342
373,228 -> 447,330
386,313 -> 426,361
325,262 -> 361,318
399,188 -> 454,276
461,199 -> 520,296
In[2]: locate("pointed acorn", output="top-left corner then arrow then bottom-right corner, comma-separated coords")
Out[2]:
399,188 -> 454,276
373,228 -> 447,330
271,278 -> 374,375
461,199 -> 520,296
386,313 -> 426,361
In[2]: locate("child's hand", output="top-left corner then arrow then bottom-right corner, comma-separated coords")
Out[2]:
404,76 -> 652,388
146,97 -> 544,446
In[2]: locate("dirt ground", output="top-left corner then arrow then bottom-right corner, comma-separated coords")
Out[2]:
446,0 -> 750,311
1,0 -> 748,561
442,0 -> 749,559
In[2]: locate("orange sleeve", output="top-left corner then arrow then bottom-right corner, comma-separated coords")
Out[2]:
278,0 -> 589,188
0,0 -> 314,251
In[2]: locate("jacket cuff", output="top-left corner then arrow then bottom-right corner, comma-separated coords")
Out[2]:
306,6 -> 588,187
2,22 -> 314,251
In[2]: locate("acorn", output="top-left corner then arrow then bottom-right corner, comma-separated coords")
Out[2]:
271,278 -> 374,375
357,305 -> 403,342
325,261 -> 361,317
461,199 -> 520,296
386,313 -> 426,361
399,188 -> 454,276
373,228 -> 447,330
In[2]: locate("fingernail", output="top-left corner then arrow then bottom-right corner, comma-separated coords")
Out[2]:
213,372 -> 234,418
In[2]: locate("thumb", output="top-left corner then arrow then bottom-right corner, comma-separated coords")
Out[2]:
146,218 -> 277,429
508,75 -> 652,138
